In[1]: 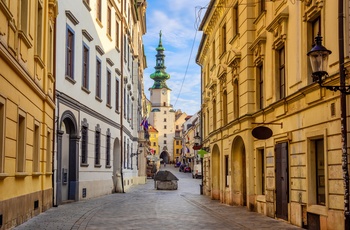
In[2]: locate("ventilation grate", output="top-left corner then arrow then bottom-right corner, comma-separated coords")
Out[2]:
34,200 -> 39,210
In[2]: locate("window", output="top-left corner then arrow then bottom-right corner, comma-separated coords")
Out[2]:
96,0 -> 102,22
225,155 -> 229,187
48,24 -> 54,74
164,140 -> 167,144
164,118 -> 166,122
277,47 -> 285,99
164,134 -> 167,137
164,110 -> 167,114
96,58 -> 102,99
66,26 -> 75,79
153,142 -> 156,146
106,132 -> 111,167
36,1 -> 43,57
221,24 -> 226,55
257,148 -> 265,195
46,131 -> 51,172
107,6 -> 111,36
222,90 -> 227,125
232,4 -> 239,38
20,0 -> 29,34
213,99 -> 217,130
176,141 -> 179,145
164,125 -> 167,129
310,139 -> 325,205
212,40 -> 215,61
258,65 -> 264,109
0,98 -> 4,173
233,79 -> 239,119
258,0 -> 265,15
176,125 -> 179,129
115,79 -> 119,111
127,141 -> 130,169
123,140 -> 126,168
82,44 -> 89,89
81,121 -> 88,165
95,127 -> 101,166
107,69 -> 111,106
123,88 -> 126,117
115,21 -> 120,48
17,112 -> 26,172
33,123 -> 40,173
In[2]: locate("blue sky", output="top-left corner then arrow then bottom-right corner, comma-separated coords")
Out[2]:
143,0 -> 209,116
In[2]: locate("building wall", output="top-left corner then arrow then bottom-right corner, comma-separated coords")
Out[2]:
0,0 -> 57,228
54,0 -> 146,203
197,0 -> 348,229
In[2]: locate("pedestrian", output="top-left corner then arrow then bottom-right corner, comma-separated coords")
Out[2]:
164,162 -> 166,167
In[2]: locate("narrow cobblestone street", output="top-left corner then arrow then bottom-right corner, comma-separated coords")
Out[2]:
14,166 -> 302,230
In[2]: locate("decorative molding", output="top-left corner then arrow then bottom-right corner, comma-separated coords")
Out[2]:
249,35 -> 266,66
65,10 -> 79,25
106,58 -> 114,66
303,0 -> 323,22
266,11 -> 289,50
95,45 -> 105,55
82,29 -> 93,42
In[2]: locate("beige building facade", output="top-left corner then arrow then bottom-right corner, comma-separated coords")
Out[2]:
196,0 -> 350,229
0,0 -> 57,228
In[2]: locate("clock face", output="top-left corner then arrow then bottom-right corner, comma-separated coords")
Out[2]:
162,90 -> 165,95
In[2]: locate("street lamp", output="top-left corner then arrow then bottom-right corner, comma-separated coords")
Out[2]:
308,34 -> 350,229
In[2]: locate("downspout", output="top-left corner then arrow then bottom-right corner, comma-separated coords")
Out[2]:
52,2 -> 57,207
120,0 -> 125,193
338,0 -> 350,228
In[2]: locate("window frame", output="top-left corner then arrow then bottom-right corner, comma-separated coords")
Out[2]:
65,25 -> 75,79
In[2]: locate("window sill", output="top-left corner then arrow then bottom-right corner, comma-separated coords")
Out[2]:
32,172 -> 42,177
80,163 -> 89,167
106,104 -> 112,109
95,96 -> 102,102
81,86 -> 90,94
106,165 -> 112,169
65,76 -> 76,85
15,172 -> 29,178
0,173 -> 9,180
94,164 -> 102,168
307,204 -> 327,216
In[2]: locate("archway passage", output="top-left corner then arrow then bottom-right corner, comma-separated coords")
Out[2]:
211,144 -> 220,200
160,151 -> 169,164
231,136 -> 247,206
57,111 -> 79,204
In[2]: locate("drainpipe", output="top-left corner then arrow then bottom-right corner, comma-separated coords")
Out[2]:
338,0 -> 350,229
52,4 -> 57,207
120,0 -> 125,193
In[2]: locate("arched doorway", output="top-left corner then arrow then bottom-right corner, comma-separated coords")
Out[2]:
113,137 -> 123,193
57,111 -> 79,204
160,151 -> 169,164
231,136 -> 247,206
211,144 -> 220,200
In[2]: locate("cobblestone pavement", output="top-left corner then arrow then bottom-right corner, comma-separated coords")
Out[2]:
14,165 -> 302,230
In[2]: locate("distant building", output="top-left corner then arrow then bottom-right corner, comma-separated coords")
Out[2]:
148,31 -> 176,163
0,0 -> 58,228
173,110 -> 188,163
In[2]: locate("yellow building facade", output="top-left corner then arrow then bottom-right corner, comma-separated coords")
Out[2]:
0,0 -> 57,229
197,0 -> 350,229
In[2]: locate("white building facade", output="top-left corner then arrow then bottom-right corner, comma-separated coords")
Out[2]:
54,0 -> 146,205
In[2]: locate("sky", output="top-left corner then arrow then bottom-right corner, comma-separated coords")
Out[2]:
143,0 -> 209,116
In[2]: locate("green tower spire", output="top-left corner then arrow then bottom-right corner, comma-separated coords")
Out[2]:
150,31 -> 170,89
